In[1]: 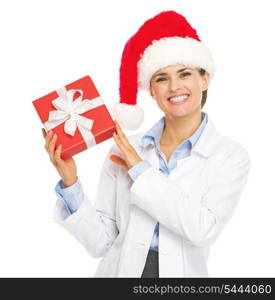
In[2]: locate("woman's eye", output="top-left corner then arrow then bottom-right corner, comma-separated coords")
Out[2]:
156,77 -> 167,82
180,72 -> 191,77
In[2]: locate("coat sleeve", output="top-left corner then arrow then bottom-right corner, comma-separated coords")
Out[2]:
130,147 -> 251,248
53,145 -> 120,258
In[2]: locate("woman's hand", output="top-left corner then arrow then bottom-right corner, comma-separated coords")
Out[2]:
110,120 -> 143,170
42,128 -> 78,187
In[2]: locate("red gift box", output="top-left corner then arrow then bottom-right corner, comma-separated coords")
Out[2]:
32,75 -> 116,160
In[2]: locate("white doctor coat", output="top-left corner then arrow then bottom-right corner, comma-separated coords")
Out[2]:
53,116 -> 251,277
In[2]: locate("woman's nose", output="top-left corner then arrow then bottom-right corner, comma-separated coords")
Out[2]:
169,77 -> 182,92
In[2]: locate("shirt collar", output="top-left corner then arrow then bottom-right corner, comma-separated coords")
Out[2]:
141,111 -> 208,149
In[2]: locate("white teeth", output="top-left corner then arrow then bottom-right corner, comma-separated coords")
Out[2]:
169,95 -> 188,102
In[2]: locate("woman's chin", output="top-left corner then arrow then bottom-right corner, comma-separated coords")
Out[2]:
165,104 -> 201,119
167,109 -> 190,119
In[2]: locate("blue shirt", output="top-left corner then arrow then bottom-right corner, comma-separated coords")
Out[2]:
55,111 -> 208,252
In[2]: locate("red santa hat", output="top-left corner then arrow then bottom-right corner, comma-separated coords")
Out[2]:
113,10 -> 216,130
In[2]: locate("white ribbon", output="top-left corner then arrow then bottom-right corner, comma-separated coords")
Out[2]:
43,87 -> 104,148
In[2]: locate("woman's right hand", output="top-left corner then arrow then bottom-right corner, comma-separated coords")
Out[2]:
42,128 -> 78,187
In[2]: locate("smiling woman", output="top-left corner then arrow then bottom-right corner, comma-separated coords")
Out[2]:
149,65 -> 209,120
52,10 -> 251,278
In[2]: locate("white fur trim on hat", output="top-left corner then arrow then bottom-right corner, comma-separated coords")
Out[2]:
112,103 -> 144,131
137,36 -> 216,91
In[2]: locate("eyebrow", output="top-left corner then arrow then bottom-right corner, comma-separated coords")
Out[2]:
153,68 -> 191,78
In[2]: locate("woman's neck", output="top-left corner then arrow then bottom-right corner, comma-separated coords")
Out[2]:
161,110 -> 202,146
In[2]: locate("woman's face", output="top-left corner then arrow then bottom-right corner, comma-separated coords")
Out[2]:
150,64 -> 210,119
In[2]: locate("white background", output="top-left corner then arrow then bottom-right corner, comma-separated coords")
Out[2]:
0,0 -> 274,277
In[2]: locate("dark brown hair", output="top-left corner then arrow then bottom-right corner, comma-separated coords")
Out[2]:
198,68 -> 208,109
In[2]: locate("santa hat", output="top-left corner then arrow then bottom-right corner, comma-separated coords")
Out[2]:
113,10 -> 216,130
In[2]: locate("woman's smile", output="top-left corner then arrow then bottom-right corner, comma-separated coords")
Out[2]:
168,93 -> 190,105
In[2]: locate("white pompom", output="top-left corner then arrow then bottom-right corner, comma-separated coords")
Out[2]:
112,103 -> 144,130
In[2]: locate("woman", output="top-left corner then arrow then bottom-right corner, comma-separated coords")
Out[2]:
43,11 -> 251,277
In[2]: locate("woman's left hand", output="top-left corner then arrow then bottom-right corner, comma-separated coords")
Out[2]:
110,120 -> 143,170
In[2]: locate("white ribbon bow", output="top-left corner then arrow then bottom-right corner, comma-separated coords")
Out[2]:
43,87 -> 104,148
